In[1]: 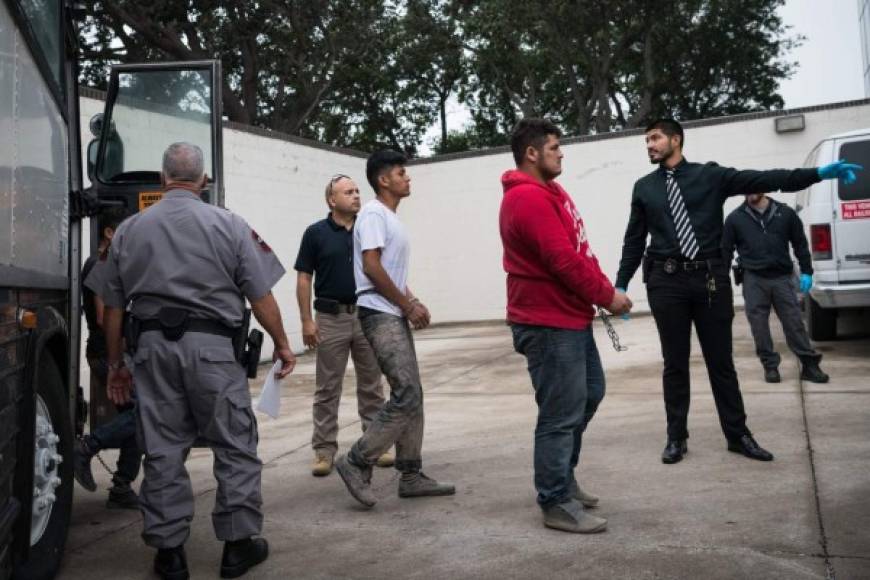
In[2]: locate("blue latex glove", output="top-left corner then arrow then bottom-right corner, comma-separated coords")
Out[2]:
799,273 -> 813,294
615,287 -> 630,320
818,159 -> 863,185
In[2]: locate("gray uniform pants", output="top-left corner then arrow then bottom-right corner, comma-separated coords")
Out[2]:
313,311 -> 384,455
132,331 -> 262,549
348,309 -> 424,473
742,271 -> 819,369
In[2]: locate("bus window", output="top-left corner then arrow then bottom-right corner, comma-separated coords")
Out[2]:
96,68 -> 215,184
18,0 -> 62,89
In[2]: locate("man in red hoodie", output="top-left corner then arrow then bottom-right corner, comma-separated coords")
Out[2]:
500,118 -> 633,534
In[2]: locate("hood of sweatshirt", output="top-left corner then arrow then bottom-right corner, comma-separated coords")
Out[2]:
501,169 -> 560,196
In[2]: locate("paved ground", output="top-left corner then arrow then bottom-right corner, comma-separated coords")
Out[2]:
60,311 -> 870,579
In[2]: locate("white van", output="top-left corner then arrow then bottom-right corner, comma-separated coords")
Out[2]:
795,128 -> 870,340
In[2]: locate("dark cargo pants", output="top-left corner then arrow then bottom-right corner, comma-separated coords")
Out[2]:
132,331 -> 262,549
348,307 -> 424,473
742,271 -> 820,369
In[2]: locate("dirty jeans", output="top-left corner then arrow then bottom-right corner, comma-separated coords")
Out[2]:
742,271 -> 820,369
87,355 -> 142,485
312,310 -> 385,456
511,324 -> 605,509
348,307 -> 424,473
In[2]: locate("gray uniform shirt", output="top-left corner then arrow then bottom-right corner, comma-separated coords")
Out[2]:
102,188 -> 285,327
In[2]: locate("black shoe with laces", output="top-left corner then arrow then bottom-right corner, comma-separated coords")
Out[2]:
764,367 -> 781,383
154,545 -> 189,580
73,437 -> 98,492
800,361 -> 829,383
220,537 -> 269,578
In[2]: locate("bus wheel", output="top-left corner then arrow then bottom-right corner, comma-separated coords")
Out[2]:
14,356 -> 73,580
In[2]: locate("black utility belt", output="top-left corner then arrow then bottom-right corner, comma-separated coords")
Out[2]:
653,257 -> 723,274
138,318 -> 236,339
314,297 -> 357,315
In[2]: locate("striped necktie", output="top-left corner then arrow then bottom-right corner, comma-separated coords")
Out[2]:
666,169 -> 699,259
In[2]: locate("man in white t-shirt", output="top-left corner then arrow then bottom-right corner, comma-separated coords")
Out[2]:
334,150 -> 455,508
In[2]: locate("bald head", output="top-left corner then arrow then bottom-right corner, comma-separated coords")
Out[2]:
162,142 -> 205,183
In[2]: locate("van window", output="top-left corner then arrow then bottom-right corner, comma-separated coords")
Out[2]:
838,140 -> 870,201
18,0 -> 62,90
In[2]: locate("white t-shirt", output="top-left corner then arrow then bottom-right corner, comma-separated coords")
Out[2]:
354,199 -> 410,316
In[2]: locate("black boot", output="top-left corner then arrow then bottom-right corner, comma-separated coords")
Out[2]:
154,545 -> 188,580
764,367 -> 781,383
221,537 -> 269,578
800,357 -> 829,383
661,439 -> 687,464
73,436 -> 98,492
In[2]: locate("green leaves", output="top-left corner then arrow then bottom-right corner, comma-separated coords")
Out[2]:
78,0 -> 796,155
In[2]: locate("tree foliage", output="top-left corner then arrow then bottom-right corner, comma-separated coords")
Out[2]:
78,0 -> 798,155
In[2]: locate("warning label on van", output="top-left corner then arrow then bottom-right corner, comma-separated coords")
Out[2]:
139,192 -> 163,211
841,200 -> 870,219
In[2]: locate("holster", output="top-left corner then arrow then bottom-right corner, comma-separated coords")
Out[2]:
123,314 -> 140,354
233,309 -> 264,379
157,307 -> 189,341
642,255 -> 653,284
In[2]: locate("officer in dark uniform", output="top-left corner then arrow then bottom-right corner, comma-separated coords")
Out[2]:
101,142 -> 295,580
615,119 -> 860,465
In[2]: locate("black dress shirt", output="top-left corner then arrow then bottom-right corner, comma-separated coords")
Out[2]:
615,158 -> 820,289
294,213 -> 357,304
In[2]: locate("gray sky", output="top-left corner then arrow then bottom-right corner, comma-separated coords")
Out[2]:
777,0 -> 864,108
423,0 -> 867,152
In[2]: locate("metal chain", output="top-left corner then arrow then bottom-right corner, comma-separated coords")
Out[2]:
95,450 -> 115,478
597,308 -> 628,352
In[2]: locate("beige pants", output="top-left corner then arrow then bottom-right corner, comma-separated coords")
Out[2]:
313,310 -> 384,455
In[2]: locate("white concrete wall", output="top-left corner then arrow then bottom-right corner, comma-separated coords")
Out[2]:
79,96 -> 870,353
403,103 -> 870,321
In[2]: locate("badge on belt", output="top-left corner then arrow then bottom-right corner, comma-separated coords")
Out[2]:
664,258 -> 678,274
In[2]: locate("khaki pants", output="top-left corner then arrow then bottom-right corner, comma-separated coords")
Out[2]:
313,310 -> 384,455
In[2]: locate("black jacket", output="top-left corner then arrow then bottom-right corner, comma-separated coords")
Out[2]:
615,158 -> 820,289
721,199 -> 812,277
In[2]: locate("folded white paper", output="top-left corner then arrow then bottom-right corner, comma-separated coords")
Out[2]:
254,360 -> 283,419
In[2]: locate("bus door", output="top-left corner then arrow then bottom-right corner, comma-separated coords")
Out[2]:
88,60 -> 224,430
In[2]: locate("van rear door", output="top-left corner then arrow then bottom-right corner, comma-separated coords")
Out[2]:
833,136 -> 870,283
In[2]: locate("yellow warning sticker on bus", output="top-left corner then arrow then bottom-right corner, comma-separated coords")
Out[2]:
139,192 -> 163,211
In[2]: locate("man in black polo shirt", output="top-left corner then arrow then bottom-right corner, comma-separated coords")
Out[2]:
295,175 -> 388,476
615,118 -> 860,464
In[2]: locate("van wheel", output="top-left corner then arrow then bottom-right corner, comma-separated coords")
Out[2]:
13,356 -> 73,580
805,296 -> 837,341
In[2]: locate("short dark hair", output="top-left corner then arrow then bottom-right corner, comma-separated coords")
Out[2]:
98,205 -> 130,239
366,150 -> 407,192
510,118 -> 562,166
645,118 -> 684,148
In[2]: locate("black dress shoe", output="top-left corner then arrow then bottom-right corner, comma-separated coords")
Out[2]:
727,435 -> 774,461
661,440 -> 687,464
764,367 -> 781,383
154,546 -> 189,580
221,537 -> 269,578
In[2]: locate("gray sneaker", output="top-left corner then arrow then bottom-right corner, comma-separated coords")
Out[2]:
398,472 -> 455,498
543,499 -> 607,534
568,479 -> 599,508
73,438 -> 97,492
335,455 -> 377,508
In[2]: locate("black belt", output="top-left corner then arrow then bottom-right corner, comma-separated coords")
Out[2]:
315,303 -> 357,314
653,257 -> 723,274
139,318 -> 236,338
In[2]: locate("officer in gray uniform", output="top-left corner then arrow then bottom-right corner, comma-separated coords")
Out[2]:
101,142 -> 296,580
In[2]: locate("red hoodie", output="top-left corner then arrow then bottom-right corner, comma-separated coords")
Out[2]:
499,170 -> 615,330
